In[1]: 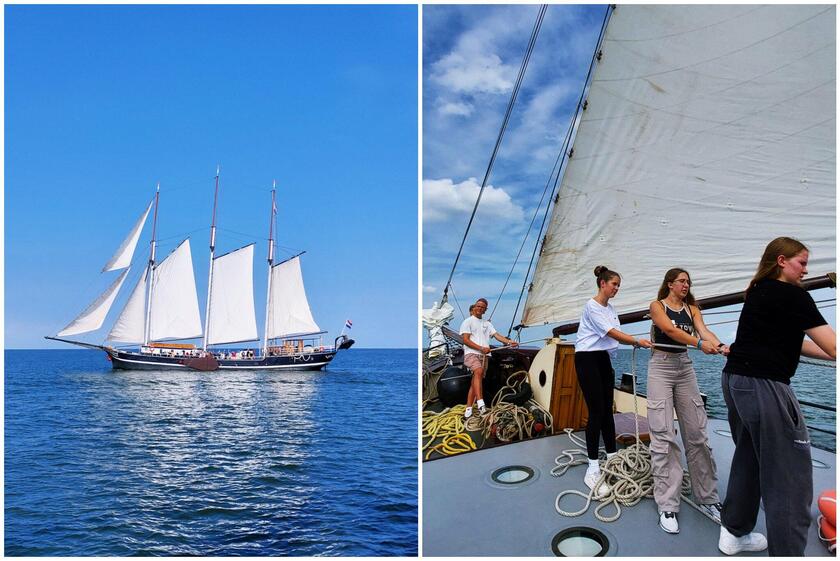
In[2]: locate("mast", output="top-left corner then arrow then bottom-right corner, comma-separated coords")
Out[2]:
203,166 -> 221,351
262,183 -> 277,356
143,183 -> 160,346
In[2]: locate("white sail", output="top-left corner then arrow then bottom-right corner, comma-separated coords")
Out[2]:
207,244 -> 259,345
522,5 -> 836,328
266,256 -> 322,339
102,200 -> 153,272
107,267 -> 148,343
57,268 -> 131,336
423,301 -> 455,358
149,239 -> 203,341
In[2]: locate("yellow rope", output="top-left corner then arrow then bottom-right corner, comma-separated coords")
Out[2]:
424,433 -> 477,460
422,369 -> 554,459
422,405 -> 477,459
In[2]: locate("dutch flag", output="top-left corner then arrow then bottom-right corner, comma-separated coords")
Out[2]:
345,319 -> 353,330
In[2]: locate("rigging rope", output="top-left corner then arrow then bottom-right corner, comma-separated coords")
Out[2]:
507,4 -> 614,336
441,4 -> 547,306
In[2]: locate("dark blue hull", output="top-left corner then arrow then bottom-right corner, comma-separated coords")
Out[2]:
107,348 -> 336,371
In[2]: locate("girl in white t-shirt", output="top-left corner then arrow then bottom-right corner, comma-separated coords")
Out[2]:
574,266 -> 651,497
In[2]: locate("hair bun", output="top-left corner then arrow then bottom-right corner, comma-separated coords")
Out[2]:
594,265 -> 607,277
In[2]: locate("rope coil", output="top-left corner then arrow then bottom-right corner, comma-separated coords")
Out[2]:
552,347 -> 693,522
422,370 -> 554,460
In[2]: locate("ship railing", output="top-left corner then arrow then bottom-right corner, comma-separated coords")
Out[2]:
797,399 -> 836,436
424,340 -> 454,361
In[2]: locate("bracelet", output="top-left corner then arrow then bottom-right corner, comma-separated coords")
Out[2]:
696,338 -> 703,349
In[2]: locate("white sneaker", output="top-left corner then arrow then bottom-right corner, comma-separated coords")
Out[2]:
659,511 -> 679,534
699,502 -> 723,524
478,405 -> 488,416
583,470 -> 610,498
718,526 -> 768,555
464,406 -> 473,420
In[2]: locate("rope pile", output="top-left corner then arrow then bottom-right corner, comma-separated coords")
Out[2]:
422,369 -> 555,459
464,370 -> 554,442
552,347 -> 693,523
422,405 -> 477,460
552,429 -> 692,522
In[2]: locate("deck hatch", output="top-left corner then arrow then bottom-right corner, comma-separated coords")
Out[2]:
551,527 -> 609,556
490,465 -> 535,484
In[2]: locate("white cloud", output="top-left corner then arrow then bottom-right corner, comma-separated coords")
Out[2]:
438,100 -> 473,117
423,285 -> 437,293
430,51 -> 515,95
422,6 -> 610,331
423,177 -> 525,224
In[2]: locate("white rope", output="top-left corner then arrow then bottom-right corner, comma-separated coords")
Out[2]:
552,347 -> 695,523
463,370 -> 554,441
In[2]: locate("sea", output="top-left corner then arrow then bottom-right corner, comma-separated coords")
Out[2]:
5,348 -> 418,556
610,348 -> 837,452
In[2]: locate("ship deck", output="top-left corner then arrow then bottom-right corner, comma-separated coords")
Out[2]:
422,418 -> 835,556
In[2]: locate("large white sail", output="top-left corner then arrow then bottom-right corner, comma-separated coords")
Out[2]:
107,267 -> 148,343
102,200 -> 153,272
57,268 -> 131,336
149,239 -> 203,341
266,256 -> 322,339
207,244 -> 259,345
522,5 -> 835,328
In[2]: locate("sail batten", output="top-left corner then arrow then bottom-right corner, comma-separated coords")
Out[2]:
522,5 -> 835,328
207,244 -> 258,346
57,268 -> 131,337
266,256 -> 321,339
102,200 -> 153,272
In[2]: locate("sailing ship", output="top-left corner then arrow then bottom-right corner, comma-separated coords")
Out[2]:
423,4 -> 836,556
47,171 -> 354,371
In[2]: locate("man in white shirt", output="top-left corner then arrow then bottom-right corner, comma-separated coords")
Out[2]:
459,298 -> 518,419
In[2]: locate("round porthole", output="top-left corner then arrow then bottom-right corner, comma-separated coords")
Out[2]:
551,527 -> 609,557
539,370 -> 547,387
812,458 -> 830,469
491,465 -> 535,485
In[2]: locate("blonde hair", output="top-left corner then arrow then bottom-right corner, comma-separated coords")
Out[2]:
748,237 -> 809,293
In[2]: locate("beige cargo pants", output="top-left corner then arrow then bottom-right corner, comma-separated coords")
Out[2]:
646,351 -> 720,513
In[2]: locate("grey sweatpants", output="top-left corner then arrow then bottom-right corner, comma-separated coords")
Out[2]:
721,371 -> 813,556
647,351 -> 720,513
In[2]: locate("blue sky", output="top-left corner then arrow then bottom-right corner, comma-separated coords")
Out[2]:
422,4 -> 835,344
6,5 -> 418,349
423,4 -> 608,337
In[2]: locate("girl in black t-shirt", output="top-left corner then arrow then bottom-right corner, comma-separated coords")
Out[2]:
718,237 -> 835,556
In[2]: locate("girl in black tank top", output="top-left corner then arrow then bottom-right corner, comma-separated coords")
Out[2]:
646,268 -> 731,534
651,302 -> 694,353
